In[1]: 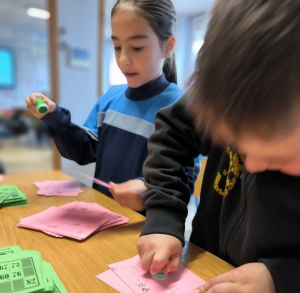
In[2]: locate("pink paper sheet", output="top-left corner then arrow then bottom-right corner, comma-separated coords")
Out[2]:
97,255 -> 206,293
34,180 -> 84,196
96,269 -> 133,293
18,201 -> 129,239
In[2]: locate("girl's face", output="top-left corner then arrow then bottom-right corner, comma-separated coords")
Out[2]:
111,7 -> 168,88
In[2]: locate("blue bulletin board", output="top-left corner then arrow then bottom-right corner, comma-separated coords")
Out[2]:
0,47 -> 16,89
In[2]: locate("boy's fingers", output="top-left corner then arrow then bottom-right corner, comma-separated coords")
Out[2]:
162,253 -> 181,274
196,282 -> 239,293
149,248 -> 173,274
139,250 -> 155,272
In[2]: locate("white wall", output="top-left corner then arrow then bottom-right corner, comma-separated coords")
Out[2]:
175,16 -> 194,89
56,0 -> 99,186
0,22 -> 50,109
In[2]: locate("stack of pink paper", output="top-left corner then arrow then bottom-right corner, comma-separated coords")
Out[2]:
97,255 -> 206,292
34,180 -> 84,196
18,201 -> 129,240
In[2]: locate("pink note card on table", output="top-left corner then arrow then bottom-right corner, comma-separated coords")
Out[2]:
97,269 -> 133,293
96,255 -> 206,293
34,180 -> 84,196
18,201 -> 129,240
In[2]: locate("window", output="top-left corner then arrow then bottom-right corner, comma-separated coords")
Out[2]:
109,56 -> 126,86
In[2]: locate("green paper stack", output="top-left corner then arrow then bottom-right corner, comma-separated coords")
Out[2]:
0,185 -> 28,208
0,246 -> 68,293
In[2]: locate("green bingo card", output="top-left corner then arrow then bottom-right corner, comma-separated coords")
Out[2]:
0,246 -> 68,293
0,251 -> 45,293
0,186 -> 28,208
0,246 -> 21,257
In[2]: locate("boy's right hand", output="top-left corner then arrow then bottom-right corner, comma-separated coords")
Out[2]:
25,93 -> 56,118
137,234 -> 182,275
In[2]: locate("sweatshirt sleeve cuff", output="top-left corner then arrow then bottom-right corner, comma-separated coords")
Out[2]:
41,105 -> 71,129
140,205 -> 186,247
259,257 -> 300,293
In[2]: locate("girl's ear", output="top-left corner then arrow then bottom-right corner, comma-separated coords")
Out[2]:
164,35 -> 176,58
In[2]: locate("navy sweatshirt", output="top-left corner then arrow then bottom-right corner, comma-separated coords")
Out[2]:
142,94 -> 300,293
42,75 -> 198,197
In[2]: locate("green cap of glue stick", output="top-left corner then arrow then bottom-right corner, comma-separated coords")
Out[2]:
151,270 -> 168,281
36,97 -> 49,114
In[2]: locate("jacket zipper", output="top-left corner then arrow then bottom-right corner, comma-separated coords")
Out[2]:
221,171 -> 255,262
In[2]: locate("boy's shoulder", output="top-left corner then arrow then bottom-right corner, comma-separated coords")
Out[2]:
96,84 -> 127,104
102,84 -> 127,99
165,82 -> 184,94
159,83 -> 184,103
158,83 -> 184,106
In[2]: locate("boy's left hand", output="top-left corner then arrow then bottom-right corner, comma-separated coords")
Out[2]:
194,263 -> 276,293
109,179 -> 147,211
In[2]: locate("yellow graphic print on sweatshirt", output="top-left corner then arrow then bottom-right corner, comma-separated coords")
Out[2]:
214,147 -> 244,197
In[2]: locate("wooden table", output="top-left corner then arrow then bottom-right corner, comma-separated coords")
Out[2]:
0,171 -> 234,292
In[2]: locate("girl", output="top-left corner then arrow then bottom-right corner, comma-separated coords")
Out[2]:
25,0 -> 197,211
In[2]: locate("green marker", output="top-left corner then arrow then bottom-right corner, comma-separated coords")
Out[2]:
151,270 -> 168,281
36,97 -> 49,114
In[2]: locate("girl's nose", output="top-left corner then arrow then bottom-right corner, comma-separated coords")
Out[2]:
119,50 -> 131,65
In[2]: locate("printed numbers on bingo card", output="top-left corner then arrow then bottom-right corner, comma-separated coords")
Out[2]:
0,264 -> 8,271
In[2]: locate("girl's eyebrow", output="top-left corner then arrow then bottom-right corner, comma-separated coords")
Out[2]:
111,34 -> 149,41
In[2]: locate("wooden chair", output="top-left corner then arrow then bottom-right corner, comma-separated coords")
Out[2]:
194,159 -> 207,196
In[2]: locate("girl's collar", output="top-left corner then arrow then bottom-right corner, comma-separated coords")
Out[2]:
125,74 -> 169,101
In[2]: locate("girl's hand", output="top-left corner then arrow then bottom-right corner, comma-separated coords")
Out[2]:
138,234 -> 182,275
194,263 -> 276,293
109,179 -> 147,211
25,93 -> 56,118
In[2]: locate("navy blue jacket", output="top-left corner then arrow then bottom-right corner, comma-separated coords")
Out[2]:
142,94 -> 300,293
43,75 -> 198,197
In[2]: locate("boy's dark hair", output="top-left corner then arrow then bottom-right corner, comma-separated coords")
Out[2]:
186,0 -> 300,141
112,0 -> 177,84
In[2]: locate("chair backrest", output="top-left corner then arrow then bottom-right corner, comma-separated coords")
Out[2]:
194,159 -> 207,196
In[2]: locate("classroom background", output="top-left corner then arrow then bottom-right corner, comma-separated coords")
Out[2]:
0,0 -> 211,239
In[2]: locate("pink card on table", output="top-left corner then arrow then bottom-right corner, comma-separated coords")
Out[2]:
18,201 -> 129,240
96,269 -> 133,293
97,255 -> 206,293
34,180 -> 84,196
18,202 -> 112,239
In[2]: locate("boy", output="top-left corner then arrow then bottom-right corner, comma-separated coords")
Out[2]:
137,0 -> 300,292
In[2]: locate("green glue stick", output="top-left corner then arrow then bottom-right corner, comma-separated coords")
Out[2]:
36,97 -> 49,114
151,270 -> 168,281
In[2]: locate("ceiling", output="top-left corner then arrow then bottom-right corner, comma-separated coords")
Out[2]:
104,0 -> 213,37
0,0 -> 48,29
0,0 -> 213,33
105,0 -> 213,17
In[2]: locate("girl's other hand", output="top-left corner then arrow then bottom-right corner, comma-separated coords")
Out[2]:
109,179 -> 147,211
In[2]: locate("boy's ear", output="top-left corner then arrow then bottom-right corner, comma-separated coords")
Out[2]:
164,35 -> 176,58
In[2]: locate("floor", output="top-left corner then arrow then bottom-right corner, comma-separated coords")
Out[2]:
0,132 -> 198,240
0,134 -> 53,174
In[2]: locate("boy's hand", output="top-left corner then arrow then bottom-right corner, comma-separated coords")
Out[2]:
194,263 -> 276,293
25,93 -> 56,118
109,179 -> 147,211
137,234 -> 182,275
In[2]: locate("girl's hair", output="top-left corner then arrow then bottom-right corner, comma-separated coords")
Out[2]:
112,0 -> 177,84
